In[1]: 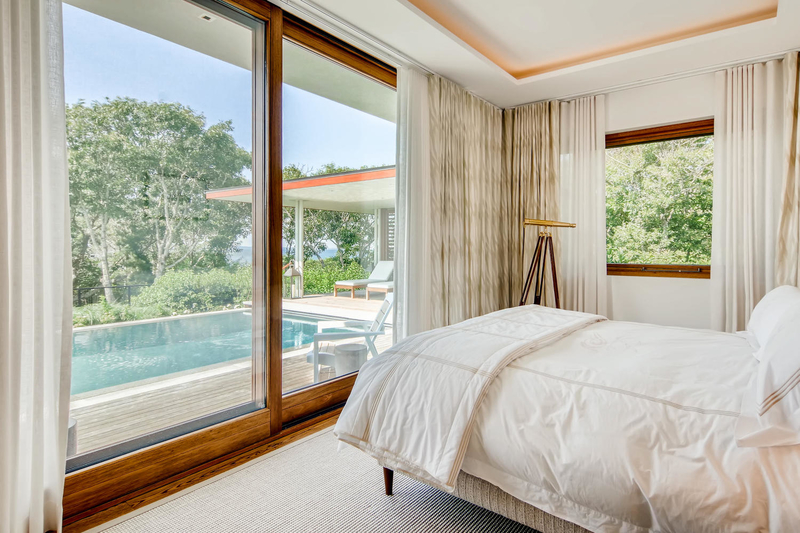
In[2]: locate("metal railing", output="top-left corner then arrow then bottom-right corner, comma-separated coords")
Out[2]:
73,284 -> 151,306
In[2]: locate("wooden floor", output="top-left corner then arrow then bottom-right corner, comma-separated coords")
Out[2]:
69,328 -> 392,455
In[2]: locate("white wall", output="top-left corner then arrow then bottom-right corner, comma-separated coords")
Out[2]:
605,74 -> 715,133
604,74 -> 715,329
608,277 -> 711,329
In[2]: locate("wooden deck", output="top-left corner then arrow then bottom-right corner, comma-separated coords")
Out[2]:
69,326 -> 392,455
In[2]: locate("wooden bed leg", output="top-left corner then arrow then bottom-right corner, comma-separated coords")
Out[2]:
383,467 -> 394,496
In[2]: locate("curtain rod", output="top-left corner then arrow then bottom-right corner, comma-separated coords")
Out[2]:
274,0 -> 434,75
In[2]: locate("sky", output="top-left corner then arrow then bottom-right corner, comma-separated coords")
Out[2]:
61,4 -> 397,176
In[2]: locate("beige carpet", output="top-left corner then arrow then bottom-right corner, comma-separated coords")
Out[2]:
103,429 -> 538,533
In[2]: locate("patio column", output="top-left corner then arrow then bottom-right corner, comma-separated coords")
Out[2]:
374,208 -> 381,267
295,200 -> 304,297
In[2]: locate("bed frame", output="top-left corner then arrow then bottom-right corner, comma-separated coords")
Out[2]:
382,468 -> 590,533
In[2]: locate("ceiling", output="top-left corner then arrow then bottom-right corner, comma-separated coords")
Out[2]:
405,0 -> 777,79
304,0 -> 800,107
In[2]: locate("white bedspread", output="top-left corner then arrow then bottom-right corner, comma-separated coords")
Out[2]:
336,307 -> 800,532
335,305 -> 604,490
462,320 -> 800,532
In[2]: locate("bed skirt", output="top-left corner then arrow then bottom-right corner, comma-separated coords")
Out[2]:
452,472 -> 590,533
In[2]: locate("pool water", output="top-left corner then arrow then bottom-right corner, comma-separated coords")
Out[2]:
71,310 -> 330,395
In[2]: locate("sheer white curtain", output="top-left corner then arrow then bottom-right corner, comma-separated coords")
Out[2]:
559,96 -> 608,315
428,76 -> 507,328
712,59 -> 784,332
394,67 -> 431,340
1,0 -> 72,531
777,52 -> 800,286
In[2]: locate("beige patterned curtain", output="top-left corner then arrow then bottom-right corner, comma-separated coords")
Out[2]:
503,102 -> 560,306
777,52 -> 800,286
429,76 -> 506,328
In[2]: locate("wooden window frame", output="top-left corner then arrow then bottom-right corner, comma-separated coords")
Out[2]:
62,2 -> 396,530
605,119 -> 714,280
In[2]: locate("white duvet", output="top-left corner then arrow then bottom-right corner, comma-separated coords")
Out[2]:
336,306 -> 800,532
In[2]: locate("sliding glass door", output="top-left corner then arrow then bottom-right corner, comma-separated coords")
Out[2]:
279,38 -> 397,394
62,1 -> 398,496
64,0 -> 266,469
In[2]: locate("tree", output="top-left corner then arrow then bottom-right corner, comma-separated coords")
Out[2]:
67,98 -> 252,294
606,136 -> 713,264
68,101 -> 139,301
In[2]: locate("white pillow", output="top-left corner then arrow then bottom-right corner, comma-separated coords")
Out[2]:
737,304 -> 800,447
747,285 -> 800,357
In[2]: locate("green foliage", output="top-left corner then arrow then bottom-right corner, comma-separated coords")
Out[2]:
67,96 -> 386,318
67,98 -> 252,294
606,137 -> 713,264
72,299 -> 165,327
133,267 -> 252,315
301,260 -> 368,295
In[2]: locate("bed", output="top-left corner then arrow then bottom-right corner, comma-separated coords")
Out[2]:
334,294 -> 800,532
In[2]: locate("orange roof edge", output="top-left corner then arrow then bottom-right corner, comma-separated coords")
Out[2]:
206,166 -> 395,199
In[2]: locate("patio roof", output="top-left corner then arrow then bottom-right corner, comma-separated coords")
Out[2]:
206,166 -> 395,214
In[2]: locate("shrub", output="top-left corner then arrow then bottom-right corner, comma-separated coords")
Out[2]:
71,261 -> 369,327
73,299 -> 165,327
133,267 -> 253,314
301,260 -> 368,295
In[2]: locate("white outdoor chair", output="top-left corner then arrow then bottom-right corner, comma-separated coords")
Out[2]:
306,293 -> 394,382
333,260 -> 393,298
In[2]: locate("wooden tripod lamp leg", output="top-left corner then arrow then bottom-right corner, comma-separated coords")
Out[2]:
520,234 -> 545,306
533,234 -> 550,305
547,235 -> 560,309
383,467 -> 394,495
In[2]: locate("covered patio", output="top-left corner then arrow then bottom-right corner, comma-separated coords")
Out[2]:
207,165 -> 396,298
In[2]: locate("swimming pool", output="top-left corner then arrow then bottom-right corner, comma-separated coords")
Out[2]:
71,310 -> 333,395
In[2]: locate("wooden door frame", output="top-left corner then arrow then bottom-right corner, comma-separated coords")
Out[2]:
62,1 -> 396,529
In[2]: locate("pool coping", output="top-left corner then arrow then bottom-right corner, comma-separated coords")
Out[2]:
74,307 -> 248,331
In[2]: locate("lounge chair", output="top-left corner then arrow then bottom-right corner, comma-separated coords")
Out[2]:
366,281 -> 393,300
307,293 -> 394,382
333,260 -> 393,298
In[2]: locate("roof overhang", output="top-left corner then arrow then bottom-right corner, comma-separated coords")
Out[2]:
65,0 -> 396,122
206,166 -> 395,214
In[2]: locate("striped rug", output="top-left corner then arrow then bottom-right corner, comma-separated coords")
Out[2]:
102,428 -> 538,532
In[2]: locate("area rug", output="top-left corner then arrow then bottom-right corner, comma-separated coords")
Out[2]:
102,428 -> 538,533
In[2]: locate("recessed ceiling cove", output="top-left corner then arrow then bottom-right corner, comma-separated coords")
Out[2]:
404,0 -> 779,79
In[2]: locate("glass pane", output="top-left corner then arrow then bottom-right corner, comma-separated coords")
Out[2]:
606,136 -> 713,265
65,0 -> 264,464
281,41 -> 397,392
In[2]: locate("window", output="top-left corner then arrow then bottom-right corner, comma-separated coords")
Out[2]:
605,120 -> 714,278
65,0 -> 266,469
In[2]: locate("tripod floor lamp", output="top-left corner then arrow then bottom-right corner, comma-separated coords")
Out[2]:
519,219 -> 576,309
